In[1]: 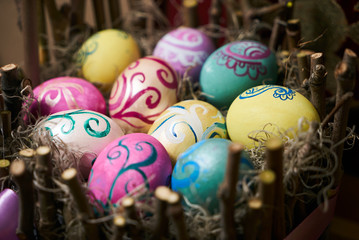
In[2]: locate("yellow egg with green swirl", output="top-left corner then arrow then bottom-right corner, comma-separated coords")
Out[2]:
226,85 -> 320,148
75,29 -> 141,93
148,100 -> 228,165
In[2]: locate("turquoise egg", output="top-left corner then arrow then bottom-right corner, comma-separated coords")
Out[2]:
171,138 -> 254,214
199,40 -> 278,109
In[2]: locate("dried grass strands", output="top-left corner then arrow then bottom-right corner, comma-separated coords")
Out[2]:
332,49 -> 357,185
22,0 -> 40,87
218,143 -> 244,240
10,159 -> 36,240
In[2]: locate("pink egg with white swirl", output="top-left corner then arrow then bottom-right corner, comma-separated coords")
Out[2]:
88,133 -> 172,206
153,27 -> 215,82
109,56 -> 178,134
29,77 -> 106,119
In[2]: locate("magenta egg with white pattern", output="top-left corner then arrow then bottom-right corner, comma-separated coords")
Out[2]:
153,27 -> 215,82
29,77 -> 106,118
109,56 -> 178,134
88,133 -> 172,205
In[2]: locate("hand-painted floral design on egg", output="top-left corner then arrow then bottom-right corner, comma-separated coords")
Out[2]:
153,27 -> 215,82
109,56 -> 178,134
88,133 -> 172,207
28,77 -> 106,120
37,109 -> 125,178
147,100 -> 227,164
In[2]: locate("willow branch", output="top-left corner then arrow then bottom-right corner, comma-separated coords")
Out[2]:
109,0 -> 121,28
152,186 -> 171,240
309,64 -> 327,120
92,0 -> 106,30
244,198 -> 263,240
121,197 -> 142,240
111,215 -> 126,240
167,192 -> 189,240
183,0 -> 198,28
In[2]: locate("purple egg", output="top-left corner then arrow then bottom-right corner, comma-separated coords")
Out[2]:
0,189 -> 19,240
88,133 -> 172,205
153,27 -> 215,82
29,76 -> 106,118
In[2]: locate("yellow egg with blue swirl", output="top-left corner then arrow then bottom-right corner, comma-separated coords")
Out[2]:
147,100 -> 227,165
226,85 -> 320,148
172,138 -> 254,214
75,29 -> 141,93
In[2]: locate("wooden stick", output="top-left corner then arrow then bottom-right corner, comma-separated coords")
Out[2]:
19,148 -> 36,163
309,64 -> 327,120
332,49 -> 357,186
286,19 -> 300,52
296,51 -> 311,84
265,137 -> 285,239
1,110 -> 12,141
310,53 -> 324,78
69,0 -> 86,39
209,0 -> 221,26
0,159 -> 10,189
167,191 -> 189,240
61,168 -> 99,240
22,0 -> 40,87
152,186 -> 171,240
257,170 -> 276,240
44,0 -> 68,48
10,160 -> 35,240
0,64 -> 32,130
38,0 -> 50,66
244,198 -> 263,240
109,0 -> 121,28
92,0 -> 106,30
111,215 -> 126,240
321,92 -> 354,129
35,146 -> 58,236
218,143 -> 244,240
183,0 -> 198,28
121,197 -> 142,240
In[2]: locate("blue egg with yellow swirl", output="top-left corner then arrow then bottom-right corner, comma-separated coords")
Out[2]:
171,138 -> 254,214
200,40 -> 278,109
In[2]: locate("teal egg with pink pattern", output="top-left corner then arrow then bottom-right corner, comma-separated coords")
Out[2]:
88,133 -> 172,206
200,40 -> 278,110
171,138 -> 254,214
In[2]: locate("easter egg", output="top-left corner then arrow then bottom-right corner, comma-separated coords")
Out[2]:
171,138 -> 254,214
88,133 -> 172,205
109,56 -> 178,134
226,85 -> 320,148
200,40 -> 278,109
28,76 -> 106,119
153,27 -> 215,81
75,29 -> 141,92
0,189 -> 19,240
37,109 -> 125,177
147,100 -> 227,164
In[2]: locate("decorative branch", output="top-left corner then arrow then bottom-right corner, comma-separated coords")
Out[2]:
22,0 -> 40,87
61,168 -> 100,240
35,146 -> 58,237
111,215 -> 126,240
310,53 -> 324,77
0,159 -> 10,189
69,0 -> 86,39
44,0 -> 69,47
218,143 -> 244,240
182,0 -> 198,28
1,110 -> 12,142
152,186 -> 171,240
332,49 -> 357,186
38,0 -> 50,66
10,159 -> 35,240
257,170 -> 276,240
296,50 -> 312,84
92,0 -> 106,30
121,197 -> 142,240
167,191 -> 189,240
244,198 -> 263,240
309,64 -> 327,120
108,0 -> 121,28
286,19 -> 300,52
265,137 -> 285,239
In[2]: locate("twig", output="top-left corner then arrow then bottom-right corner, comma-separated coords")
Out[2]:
296,50 -> 311,84
44,0 -> 68,48
209,0 -> 222,45
1,110 -> 12,142
244,198 -> 263,240
10,160 -> 35,240
22,0 -> 40,87
152,186 -> 171,240
121,197 -> 142,240
321,92 -> 354,129
265,137 -> 285,239
167,191 -> 189,240
332,49 -> 357,186
286,19 -> 300,52
0,159 -> 10,189
38,0 -> 50,66
35,146 -> 58,237
309,64 -> 327,120
257,170 -> 276,240
61,168 -> 100,240
218,143 -> 244,240
108,0 -> 121,28
69,0 -> 86,39
182,0 -> 198,28
111,215 -> 126,240
92,0 -> 106,30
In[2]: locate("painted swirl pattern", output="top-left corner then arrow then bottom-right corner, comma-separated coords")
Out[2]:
109,56 -> 178,133
239,85 -> 296,101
